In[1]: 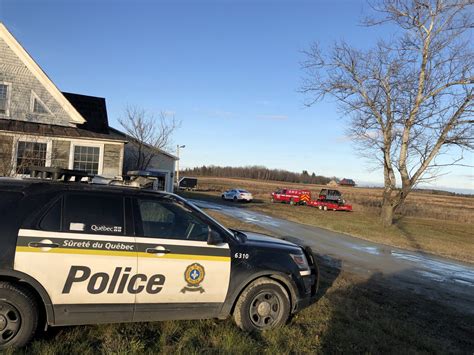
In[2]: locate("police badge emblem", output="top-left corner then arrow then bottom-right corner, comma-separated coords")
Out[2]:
181,263 -> 205,293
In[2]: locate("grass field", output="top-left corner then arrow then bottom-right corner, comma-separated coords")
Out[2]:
12,211 -> 473,354
180,177 -> 474,263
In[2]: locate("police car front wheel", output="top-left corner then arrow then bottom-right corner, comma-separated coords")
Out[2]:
233,278 -> 290,332
0,282 -> 39,349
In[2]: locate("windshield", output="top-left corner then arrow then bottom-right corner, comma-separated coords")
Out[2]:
238,190 -> 249,193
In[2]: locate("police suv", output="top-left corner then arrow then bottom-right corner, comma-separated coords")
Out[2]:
0,176 -> 318,348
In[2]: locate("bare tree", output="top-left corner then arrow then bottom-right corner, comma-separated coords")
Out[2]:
119,106 -> 180,171
301,0 -> 473,226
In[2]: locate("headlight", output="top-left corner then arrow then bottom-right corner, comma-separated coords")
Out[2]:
290,253 -> 309,271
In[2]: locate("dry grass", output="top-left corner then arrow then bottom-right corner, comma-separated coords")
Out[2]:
181,177 -> 474,263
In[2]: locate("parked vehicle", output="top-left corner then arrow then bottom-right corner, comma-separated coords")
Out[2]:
308,189 -> 352,211
271,188 -> 311,205
0,174 -> 318,348
178,177 -> 198,190
221,189 -> 253,202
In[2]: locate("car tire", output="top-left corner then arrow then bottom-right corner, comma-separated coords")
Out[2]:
0,282 -> 39,350
318,205 -> 322,210
323,206 -> 328,211
271,197 -> 274,203
233,277 -> 290,332
221,195 -> 225,200
289,199 -> 294,206
233,196 -> 238,202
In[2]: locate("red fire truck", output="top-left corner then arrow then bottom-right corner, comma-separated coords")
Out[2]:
271,188 -> 311,205
308,189 -> 353,211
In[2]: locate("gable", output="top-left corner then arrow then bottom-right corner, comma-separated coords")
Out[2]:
0,23 -> 85,126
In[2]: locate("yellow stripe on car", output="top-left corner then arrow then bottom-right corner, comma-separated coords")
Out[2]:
15,247 -> 230,262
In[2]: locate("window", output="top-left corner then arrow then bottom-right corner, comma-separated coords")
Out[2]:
63,193 -> 124,234
33,98 -> 48,114
0,83 -> 10,115
40,198 -> 62,231
136,198 -> 212,241
30,91 -> 51,115
0,192 -> 23,214
16,141 -> 47,174
73,145 -> 100,175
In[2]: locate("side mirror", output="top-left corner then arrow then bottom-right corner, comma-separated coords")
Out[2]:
207,228 -> 223,245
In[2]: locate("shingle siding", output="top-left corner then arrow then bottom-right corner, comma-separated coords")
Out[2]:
51,140 -> 70,169
0,37 -> 75,127
0,134 -> 13,175
103,144 -> 122,178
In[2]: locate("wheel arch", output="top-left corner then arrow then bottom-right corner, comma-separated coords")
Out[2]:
0,269 -> 54,327
219,271 -> 298,319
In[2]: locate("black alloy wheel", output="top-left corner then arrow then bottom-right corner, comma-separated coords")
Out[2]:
248,290 -> 282,329
0,301 -> 21,346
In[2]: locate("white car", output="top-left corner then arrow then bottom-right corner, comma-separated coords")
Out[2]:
221,189 -> 253,202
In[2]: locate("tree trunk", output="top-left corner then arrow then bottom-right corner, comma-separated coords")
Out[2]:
381,201 -> 394,227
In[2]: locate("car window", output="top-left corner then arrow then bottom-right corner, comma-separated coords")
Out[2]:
0,191 -> 23,213
136,198 -> 211,242
63,193 -> 125,235
238,190 -> 248,193
40,198 -> 62,231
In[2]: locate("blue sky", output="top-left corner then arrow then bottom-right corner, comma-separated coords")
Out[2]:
1,0 -> 472,192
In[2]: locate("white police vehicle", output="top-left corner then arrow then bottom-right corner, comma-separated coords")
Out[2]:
0,173 -> 318,348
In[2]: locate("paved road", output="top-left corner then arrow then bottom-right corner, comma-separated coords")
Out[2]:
192,199 -> 474,314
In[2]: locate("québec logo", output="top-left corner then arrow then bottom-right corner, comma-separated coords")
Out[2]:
181,263 -> 205,293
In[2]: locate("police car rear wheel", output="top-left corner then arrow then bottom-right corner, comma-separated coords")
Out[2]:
0,282 -> 38,349
233,278 -> 290,332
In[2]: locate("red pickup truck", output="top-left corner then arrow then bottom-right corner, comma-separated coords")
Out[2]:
271,188 -> 311,205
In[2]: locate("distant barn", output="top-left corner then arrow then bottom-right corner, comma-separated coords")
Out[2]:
339,178 -> 356,187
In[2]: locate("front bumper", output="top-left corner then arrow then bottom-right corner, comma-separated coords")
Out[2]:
294,246 -> 319,312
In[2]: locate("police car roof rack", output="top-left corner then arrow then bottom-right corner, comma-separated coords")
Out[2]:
29,167 -> 93,182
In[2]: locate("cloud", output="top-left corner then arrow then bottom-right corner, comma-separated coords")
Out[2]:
335,135 -> 352,143
193,108 -> 235,119
162,110 -> 176,117
257,114 -> 288,121
256,100 -> 273,106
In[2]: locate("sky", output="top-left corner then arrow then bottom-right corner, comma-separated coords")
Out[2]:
1,0 -> 472,193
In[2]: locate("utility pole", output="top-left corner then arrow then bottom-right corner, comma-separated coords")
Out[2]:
176,144 -> 185,185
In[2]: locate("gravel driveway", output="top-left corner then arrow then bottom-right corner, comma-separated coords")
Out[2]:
192,199 -> 474,315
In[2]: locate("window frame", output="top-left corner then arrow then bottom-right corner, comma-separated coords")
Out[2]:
30,90 -> 53,116
13,137 -> 52,176
0,82 -> 12,117
69,141 -> 104,175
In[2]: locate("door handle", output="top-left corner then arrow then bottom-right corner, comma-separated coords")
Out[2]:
146,248 -> 171,254
28,242 -> 60,248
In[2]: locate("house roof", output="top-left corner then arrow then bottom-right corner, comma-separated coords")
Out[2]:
62,92 -> 109,134
0,118 -> 126,143
340,178 -> 356,185
109,127 -> 178,160
0,23 -> 86,125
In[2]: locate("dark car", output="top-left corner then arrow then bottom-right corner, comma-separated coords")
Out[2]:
0,177 -> 318,348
